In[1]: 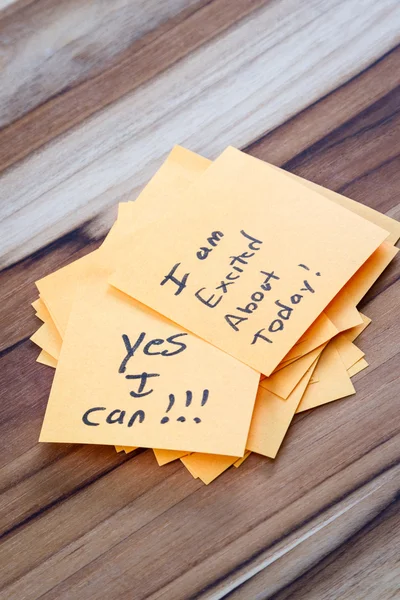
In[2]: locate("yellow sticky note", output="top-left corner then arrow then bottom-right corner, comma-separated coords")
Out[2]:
343,313 -> 371,342
180,456 -> 199,479
30,321 -> 63,361
32,299 -> 65,360
324,289 -> 363,333
246,349 -> 321,458
39,278 -> 259,456
32,298 -> 53,323
296,344 -> 355,413
110,147 -> 387,376
233,451 -> 251,468
341,242 -> 398,306
127,145 -> 211,221
153,449 -> 189,466
348,357 -> 369,377
37,350 -> 58,368
333,335 -> 364,370
119,446 -> 138,453
276,312 -> 338,369
283,169 -> 400,245
181,453 -> 238,485
260,342 -> 326,399
36,252 -> 97,338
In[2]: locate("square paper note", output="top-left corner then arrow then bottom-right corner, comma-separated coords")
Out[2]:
110,147 -> 388,375
39,278 -> 259,456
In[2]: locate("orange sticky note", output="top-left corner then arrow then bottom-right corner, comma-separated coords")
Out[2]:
348,357 -> 369,377
333,336 -> 364,370
153,449 -> 189,466
324,289 -> 363,333
37,350 -> 58,368
119,446 -> 138,453
260,342 -> 326,399
32,298 -> 52,323
36,251 -> 97,338
343,313 -> 371,342
30,320 -> 62,361
246,349 -> 321,458
296,344 -> 355,413
339,242 -> 398,307
283,170 -> 400,245
180,456 -> 199,479
181,453 -> 238,485
275,312 -> 338,369
114,446 -> 138,453
39,277 -> 259,456
233,451 -> 251,468
110,147 -> 387,376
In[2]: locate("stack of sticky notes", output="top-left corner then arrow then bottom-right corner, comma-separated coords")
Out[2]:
31,146 -> 400,484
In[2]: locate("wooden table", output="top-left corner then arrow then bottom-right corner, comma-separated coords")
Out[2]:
0,1 -> 399,598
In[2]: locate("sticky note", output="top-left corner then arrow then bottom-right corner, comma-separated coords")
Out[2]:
296,344 -> 355,413
181,453 -> 238,485
120,446 -> 137,454
233,451 -> 251,468
340,242 -> 398,306
180,456 -> 199,479
275,312 -> 338,369
110,147 -> 387,375
153,449 -> 189,466
333,336 -> 364,370
39,277 -> 259,456
37,350 -> 58,368
36,252 -> 97,338
348,358 -> 369,377
260,342 -> 326,399
283,169 -> 400,245
32,298 -> 52,323
324,289 -> 363,332
30,321 -> 62,361
246,349 -> 321,458
343,313 -> 371,342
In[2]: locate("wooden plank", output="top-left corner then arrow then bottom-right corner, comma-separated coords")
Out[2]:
207,468 -> 399,599
0,0 -> 204,127
270,499 -> 400,600
0,0 -> 266,167
0,0 -> 33,18
1,0 -> 399,268
247,46 -> 400,167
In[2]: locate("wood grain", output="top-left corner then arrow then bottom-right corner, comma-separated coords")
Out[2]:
0,1 -> 399,598
1,0 -> 400,268
0,0 -> 202,128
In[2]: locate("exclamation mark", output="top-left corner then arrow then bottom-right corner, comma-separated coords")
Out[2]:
160,394 -> 175,424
